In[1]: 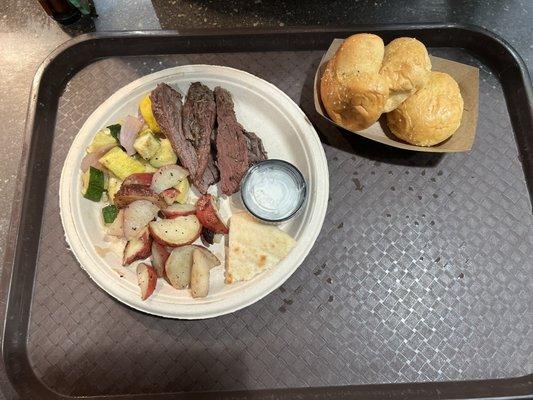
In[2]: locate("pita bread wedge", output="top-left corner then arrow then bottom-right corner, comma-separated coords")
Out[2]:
225,212 -> 296,283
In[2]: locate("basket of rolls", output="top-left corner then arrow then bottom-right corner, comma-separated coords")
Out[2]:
314,34 -> 479,152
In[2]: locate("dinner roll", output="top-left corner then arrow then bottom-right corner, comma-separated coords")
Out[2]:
386,71 -> 464,146
320,33 -> 389,131
380,37 -> 432,112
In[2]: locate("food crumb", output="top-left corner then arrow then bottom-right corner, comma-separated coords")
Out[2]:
328,295 -> 334,302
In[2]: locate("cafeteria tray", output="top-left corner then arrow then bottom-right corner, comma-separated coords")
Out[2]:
1,24 -> 532,399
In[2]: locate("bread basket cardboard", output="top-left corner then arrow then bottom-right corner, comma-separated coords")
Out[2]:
314,38 -> 479,152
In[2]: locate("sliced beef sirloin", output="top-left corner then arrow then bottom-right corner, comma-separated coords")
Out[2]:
214,87 -> 250,196
150,83 -> 198,178
243,130 -> 268,165
202,149 -> 220,188
182,82 -> 217,193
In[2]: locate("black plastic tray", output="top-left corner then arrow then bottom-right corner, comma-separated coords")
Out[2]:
1,24 -> 532,400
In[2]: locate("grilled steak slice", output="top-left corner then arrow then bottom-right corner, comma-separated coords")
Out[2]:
202,149 -> 219,188
150,83 -> 198,177
243,130 -> 267,165
214,87 -> 249,196
182,82 -> 217,191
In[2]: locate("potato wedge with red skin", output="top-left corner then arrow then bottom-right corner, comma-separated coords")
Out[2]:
123,172 -> 153,187
195,194 -> 228,234
161,203 -> 196,218
151,241 -> 170,278
160,188 -> 178,205
151,165 -> 189,194
164,245 -> 219,290
114,184 -> 166,209
193,245 -> 220,268
165,246 -> 194,289
137,263 -> 157,300
190,249 -> 210,298
123,229 -> 152,265
123,200 -> 160,240
149,215 -> 201,247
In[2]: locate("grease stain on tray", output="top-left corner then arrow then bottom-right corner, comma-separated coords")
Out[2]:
352,178 -> 364,191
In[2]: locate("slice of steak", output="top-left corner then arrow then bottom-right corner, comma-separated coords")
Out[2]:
214,87 -> 249,196
150,83 -> 198,178
193,152 -> 219,194
243,130 -> 267,165
182,82 -> 217,189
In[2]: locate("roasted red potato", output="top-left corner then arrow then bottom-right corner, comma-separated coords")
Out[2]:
151,241 -> 170,278
123,228 -> 152,265
137,263 -> 157,300
164,245 -> 219,291
190,249 -> 210,298
123,200 -> 160,240
123,172 -> 154,187
150,165 -> 188,194
149,215 -> 201,247
195,194 -> 228,234
161,203 -> 196,218
114,184 -> 166,209
160,188 -> 179,205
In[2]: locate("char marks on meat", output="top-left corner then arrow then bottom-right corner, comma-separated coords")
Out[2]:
182,82 -> 218,193
214,87 -> 250,196
150,83 -> 198,178
243,130 -> 268,165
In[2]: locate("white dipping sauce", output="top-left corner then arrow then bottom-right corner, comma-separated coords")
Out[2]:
241,160 -> 306,222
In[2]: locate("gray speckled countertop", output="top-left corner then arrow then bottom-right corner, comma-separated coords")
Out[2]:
0,0 -> 531,264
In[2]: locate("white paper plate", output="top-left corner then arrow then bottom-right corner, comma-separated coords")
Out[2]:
60,65 -> 328,319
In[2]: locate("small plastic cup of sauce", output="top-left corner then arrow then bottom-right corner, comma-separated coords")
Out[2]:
241,159 -> 307,223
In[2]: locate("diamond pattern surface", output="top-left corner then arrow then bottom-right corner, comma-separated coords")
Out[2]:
26,49 -> 533,396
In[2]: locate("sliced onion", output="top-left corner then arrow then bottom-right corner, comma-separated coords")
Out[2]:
80,143 -> 116,172
120,115 -> 143,156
